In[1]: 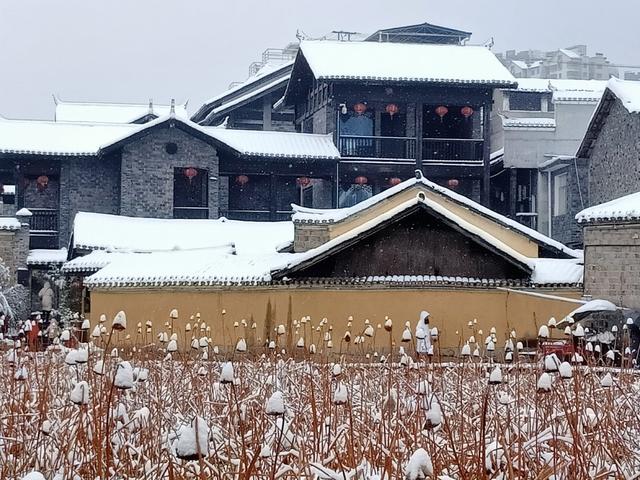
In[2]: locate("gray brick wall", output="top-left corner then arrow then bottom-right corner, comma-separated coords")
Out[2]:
293,223 -> 331,252
0,216 -> 29,284
59,154 -> 121,248
120,127 -> 219,219
588,99 -> 640,206
583,223 -> 640,309
550,158 -> 588,248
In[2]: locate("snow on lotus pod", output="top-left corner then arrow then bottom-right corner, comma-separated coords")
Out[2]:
538,325 -> 549,338
585,342 -> 593,352
268,340 -> 276,350
400,354 -> 409,367
81,319 -> 90,330
606,349 -> 615,361
41,419 -> 52,435
265,391 -> 285,416
564,326 -> 572,335
64,350 -> 78,365
505,339 -> 514,351
233,321 -> 239,328
169,309 -> 179,320
220,362 -> 234,384
70,381 -> 90,405
99,314 -> 106,323
111,311 -> 127,331
600,373 -> 613,388
516,341 -> 523,351
201,349 -> 209,360
468,335 -> 476,343
364,325 -> 374,337
133,367 -> 148,382
114,362 -> 134,390
571,352 -> 584,364
504,351 -> 513,363
60,329 -> 70,342
486,340 -> 495,352
627,317 -> 634,325
14,365 -> 28,381
197,366 -> 207,377
611,325 -> 618,333
401,328 -> 412,342
573,324 -> 585,337
309,343 -> 316,354
277,324 -> 285,336
404,448 -> 433,480
430,327 -> 438,338
167,339 -> 178,353
473,347 -> 480,357
176,416 -> 209,460
424,407 -> 442,429
625,346 -> 631,355
296,337 -> 304,349
198,337 -> 208,348
548,317 -> 557,328
498,392 -> 514,405
582,407 -> 598,430
416,380 -> 430,396
333,383 -> 348,405
332,363 -> 342,377
461,343 -> 471,357
327,340 -> 333,349
190,338 -> 199,350
544,354 -> 560,372
21,472 -> 46,480
594,344 -> 601,353
559,361 -> 573,379
343,331 -> 351,343
537,372 -> 553,392
489,366 -> 502,385
236,338 -> 247,352
384,317 -> 393,332
185,322 -> 191,332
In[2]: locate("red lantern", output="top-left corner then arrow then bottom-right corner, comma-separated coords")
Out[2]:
461,106 -> 474,118
236,175 -> 249,186
447,179 -> 459,188
388,177 -> 402,187
385,103 -> 399,117
354,176 -> 368,185
296,176 -> 311,188
353,103 -> 367,115
36,175 -> 49,192
183,167 -> 198,182
435,106 -> 449,120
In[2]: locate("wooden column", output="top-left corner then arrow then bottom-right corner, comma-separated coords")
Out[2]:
509,168 -> 518,218
269,173 -> 277,221
482,102 -> 492,206
415,102 -> 423,172
262,94 -> 272,130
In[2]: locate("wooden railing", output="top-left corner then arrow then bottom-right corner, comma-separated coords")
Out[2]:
27,208 -> 59,249
422,138 -> 484,163
339,135 -> 416,160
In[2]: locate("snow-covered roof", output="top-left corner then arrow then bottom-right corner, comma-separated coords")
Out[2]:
559,48 -> 582,59
0,217 -> 21,231
84,249 -> 292,288
27,248 -> 68,265
576,191 -> 640,223
510,79 -> 606,103
292,175 -> 582,260
207,76 -> 289,120
502,117 -> 556,130
62,249 -> 122,273
72,212 -> 293,255
530,258 -> 584,285
0,114 -> 339,160
606,77 -> 640,114
297,41 -> 516,86
203,128 -> 340,159
569,299 -> 618,317
55,98 -> 188,123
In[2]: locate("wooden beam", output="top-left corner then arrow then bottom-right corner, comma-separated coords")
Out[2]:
415,102 -> 423,172
482,102 -> 492,206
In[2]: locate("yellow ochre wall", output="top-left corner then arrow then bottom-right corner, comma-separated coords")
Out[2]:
89,287 -> 582,352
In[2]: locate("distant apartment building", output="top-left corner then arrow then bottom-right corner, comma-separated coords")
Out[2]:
496,45 -> 618,81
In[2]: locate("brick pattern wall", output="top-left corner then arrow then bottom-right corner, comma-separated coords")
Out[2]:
293,223 -> 331,252
120,127 -> 219,219
583,223 -> 640,308
59,155 -> 121,247
550,158 -> 588,248
588,99 -> 640,206
0,218 -> 29,284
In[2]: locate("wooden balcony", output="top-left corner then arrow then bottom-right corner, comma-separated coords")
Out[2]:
338,135 -> 484,164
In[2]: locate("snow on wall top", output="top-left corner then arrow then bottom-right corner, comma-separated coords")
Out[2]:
27,248 -> 68,265
203,128 -> 340,159
511,79 -> 606,102
576,191 -> 640,223
0,217 -> 21,230
292,175 -> 582,259
208,76 -> 290,118
299,41 -> 516,86
502,117 -> 556,129
72,212 -> 294,255
55,99 -> 188,123
606,77 -> 640,114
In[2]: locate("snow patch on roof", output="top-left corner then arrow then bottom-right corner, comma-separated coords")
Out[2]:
203,128 -> 340,159
502,117 -> 556,129
530,258 -> 583,285
576,191 -> 640,223
0,217 -> 22,230
606,77 -> 640,114
27,248 -> 68,265
72,212 -> 293,255
511,79 -> 606,103
299,41 -> 516,86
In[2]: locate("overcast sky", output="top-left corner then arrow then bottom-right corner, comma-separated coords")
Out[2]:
1,0 -> 638,120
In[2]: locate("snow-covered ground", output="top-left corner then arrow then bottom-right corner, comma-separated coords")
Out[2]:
2,325 -> 639,479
